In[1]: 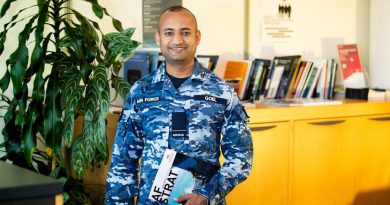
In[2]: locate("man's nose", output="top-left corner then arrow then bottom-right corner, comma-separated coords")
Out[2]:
172,34 -> 184,44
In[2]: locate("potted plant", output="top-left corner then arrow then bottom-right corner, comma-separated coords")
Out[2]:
0,0 -> 140,203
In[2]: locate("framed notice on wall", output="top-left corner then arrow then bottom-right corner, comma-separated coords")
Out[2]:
143,0 -> 182,48
260,0 -> 296,43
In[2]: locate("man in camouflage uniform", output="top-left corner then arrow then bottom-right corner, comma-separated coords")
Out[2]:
105,6 -> 253,205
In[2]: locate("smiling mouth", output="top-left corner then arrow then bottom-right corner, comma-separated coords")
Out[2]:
169,47 -> 187,52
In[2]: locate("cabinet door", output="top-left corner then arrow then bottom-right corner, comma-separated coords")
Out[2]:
226,122 -> 289,205
292,117 -> 360,205
352,115 -> 390,205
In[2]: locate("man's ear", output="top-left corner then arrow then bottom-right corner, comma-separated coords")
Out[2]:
196,30 -> 201,45
155,32 -> 160,46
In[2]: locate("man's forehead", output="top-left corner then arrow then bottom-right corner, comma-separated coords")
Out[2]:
158,10 -> 197,30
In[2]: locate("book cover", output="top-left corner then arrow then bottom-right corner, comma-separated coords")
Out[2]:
290,61 -> 307,98
149,149 -> 218,205
223,60 -> 252,99
301,58 -> 327,98
276,55 -> 301,99
242,59 -> 271,101
123,52 -> 149,85
294,61 -> 313,98
266,55 -> 301,99
266,64 -> 284,99
336,44 -> 367,88
250,59 -> 271,101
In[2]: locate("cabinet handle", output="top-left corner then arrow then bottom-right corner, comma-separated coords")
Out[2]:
369,116 -> 390,121
308,120 -> 345,126
251,125 -> 276,131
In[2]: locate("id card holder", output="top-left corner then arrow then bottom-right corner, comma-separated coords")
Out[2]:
169,111 -> 187,149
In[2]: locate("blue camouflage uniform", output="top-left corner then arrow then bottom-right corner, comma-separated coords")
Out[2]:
105,59 -> 253,205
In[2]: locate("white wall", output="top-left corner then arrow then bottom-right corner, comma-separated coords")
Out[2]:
81,0 -> 370,85
370,0 -> 390,89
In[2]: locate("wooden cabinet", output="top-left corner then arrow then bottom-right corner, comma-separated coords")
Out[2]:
352,115 -> 390,205
227,122 -> 290,205
228,100 -> 390,205
292,117 -> 360,205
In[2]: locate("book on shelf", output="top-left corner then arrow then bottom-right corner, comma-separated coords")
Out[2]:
264,55 -> 301,99
336,43 -> 367,88
242,58 -> 271,101
254,61 -> 271,101
149,149 -> 218,205
315,58 -> 338,99
301,58 -> 327,98
257,98 -> 343,107
123,51 -> 149,85
294,61 -> 313,98
249,59 -> 272,101
135,50 -> 160,73
290,61 -> 307,98
223,60 -> 253,99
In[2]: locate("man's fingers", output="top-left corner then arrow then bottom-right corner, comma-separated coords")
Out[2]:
174,193 -> 190,202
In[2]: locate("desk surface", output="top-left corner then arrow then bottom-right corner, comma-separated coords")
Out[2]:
0,161 -> 62,201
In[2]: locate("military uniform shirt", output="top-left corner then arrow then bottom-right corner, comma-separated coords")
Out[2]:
105,59 -> 253,205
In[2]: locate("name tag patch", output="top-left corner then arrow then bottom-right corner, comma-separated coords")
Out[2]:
194,95 -> 227,105
136,96 -> 160,104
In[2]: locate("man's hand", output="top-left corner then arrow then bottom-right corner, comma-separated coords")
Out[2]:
174,193 -> 207,205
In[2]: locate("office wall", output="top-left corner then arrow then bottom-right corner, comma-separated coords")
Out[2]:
370,0 -> 390,89
75,0 -> 369,83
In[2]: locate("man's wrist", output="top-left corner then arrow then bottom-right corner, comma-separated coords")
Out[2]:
192,189 -> 210,205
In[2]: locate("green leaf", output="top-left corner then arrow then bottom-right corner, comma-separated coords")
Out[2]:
72,137 -> 86,178
0,69 -> 10,92
15,84 -> 28,127
112,18 -> 123,32
111,75 -> 131,100
63,107 -> 75,147
9,15 -> 38,97
21,102 -> 39,163
44,72 -> 63,155
102,7 -> 123,31
0,0 -> 17,17
94,64 -> 107,90
100,81 -> 110,114
2,100 -> 22,161
94,116 -> 107,161
0,5 -> 35,55
84,82 -> 99,121
81,0 -> 104,19
62,72 -> 81,107
122,27 -> 136,38
104,32 -> 133,44
24,2 -> 48,82
92,2 -> 103,19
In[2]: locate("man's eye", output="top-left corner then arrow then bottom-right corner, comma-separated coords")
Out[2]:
164,32 -> 174,36
182,31 -> 190,36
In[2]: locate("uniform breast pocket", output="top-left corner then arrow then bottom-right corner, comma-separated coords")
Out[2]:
190,95 -> 227,125
135,97 -> 169,140
188,95 -> 227,151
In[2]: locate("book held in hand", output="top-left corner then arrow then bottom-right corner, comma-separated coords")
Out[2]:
148,149 -> 218,205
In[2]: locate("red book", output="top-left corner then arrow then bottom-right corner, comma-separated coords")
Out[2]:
337,44 -> 362,80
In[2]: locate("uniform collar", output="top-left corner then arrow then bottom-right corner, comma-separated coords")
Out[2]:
152,58 -> 210,84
